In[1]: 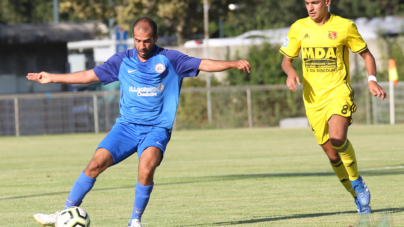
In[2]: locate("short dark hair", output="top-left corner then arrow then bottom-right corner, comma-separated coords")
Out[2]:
133,17 -> 158,37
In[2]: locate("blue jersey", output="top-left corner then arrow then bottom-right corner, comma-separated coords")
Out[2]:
93,46 -> 202,130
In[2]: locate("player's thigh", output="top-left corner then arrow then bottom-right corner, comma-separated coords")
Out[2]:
327,97 -> 355,143
307,110 -> 329,145
328,114 -> 349,142
137,127 -> 171,165
97,122 -> 140,165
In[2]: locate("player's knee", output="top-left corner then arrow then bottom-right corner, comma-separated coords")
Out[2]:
330,138 -> 346,148
140,166 -> 154,178
85,160 -> 105,177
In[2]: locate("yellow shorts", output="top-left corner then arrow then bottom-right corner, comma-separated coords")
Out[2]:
306,97 -> 357,145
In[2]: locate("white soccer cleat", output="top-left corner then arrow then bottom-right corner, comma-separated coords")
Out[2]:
128,219 -> 143,227
33,211 -> 60,226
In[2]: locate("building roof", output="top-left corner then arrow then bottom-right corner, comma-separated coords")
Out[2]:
0,22 -> 99,44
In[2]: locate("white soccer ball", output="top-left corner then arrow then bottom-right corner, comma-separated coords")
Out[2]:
55,206 -> 91,227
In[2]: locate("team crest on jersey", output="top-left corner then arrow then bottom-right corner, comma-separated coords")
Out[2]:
328,31 -> 337,40
155,63 -> 165,73
156,83 -> 164,93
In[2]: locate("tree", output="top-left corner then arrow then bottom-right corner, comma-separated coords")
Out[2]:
59,0 -> 115,22
114,0 -> 233,45
226,43 -> 302,85
222,0 -> 308,37
333,0 -> 404,18
2,0 -> 404,45
0,0 -> 53,23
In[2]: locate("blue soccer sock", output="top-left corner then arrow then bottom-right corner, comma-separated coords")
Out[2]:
131,181 -> 154,221
64,171 -> 96,209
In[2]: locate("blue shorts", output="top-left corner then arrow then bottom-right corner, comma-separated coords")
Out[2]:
97,122 -> 171,165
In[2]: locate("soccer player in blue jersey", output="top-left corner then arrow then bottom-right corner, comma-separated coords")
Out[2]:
27,17 -> 251,227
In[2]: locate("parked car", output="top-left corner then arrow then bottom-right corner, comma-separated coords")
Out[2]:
184,28 -> 290,48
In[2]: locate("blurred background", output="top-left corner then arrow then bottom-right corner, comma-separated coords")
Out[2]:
1,0 -> 404,136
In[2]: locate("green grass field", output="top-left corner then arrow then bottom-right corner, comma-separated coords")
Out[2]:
1,125 -> 404,227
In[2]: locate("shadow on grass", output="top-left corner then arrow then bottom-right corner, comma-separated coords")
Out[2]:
2,169 -> 403,201
183,207 -> 404,226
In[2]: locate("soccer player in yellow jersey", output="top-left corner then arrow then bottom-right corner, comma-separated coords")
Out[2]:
280,0 -> 387,214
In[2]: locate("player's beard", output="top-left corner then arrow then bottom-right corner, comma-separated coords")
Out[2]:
138,45 -> 155,60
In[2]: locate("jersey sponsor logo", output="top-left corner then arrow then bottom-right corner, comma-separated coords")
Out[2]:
328,31 -> 337,40
129,83 -> 165,96
282,38 -> 289,47
302,47 -> 338,72
155,63 -> 166,73
303,33 -> 310,39
128,69 -> 137,73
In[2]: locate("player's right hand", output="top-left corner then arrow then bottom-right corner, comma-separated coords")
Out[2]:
236,59 -> 251,73
27,72 -> 52,84
286,74 -> 301,92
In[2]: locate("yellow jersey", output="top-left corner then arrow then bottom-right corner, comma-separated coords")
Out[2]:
279,14 -> 367,110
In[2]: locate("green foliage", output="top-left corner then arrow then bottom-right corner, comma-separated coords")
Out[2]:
221,0 -> 404,38
0,0 -> 53,23
176,77 -> 221,129
388,40 -> 404,81
222,0 -> 307,37
114,0 -> 234,44
371,36 -> 404,82
2,0 -> 404,44
334,0 -> 404,18
59,0 -> 115,22
226,42 -> 302,85
181,76 -> 220,88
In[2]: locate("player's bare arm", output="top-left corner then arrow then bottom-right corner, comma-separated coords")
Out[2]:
281,56 -> 301,92
359,49 -> 387,100
26,69 -> 100,84
199,59 -> 251,73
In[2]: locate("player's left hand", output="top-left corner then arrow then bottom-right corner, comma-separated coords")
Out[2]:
369,81 -> 387,100
236,60 -> 251,73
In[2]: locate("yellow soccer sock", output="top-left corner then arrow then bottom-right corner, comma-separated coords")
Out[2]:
330,160 -> 357,197
333,139 -> 360,181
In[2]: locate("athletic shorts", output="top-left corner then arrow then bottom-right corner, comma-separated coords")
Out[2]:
306,96 -> 357,145
97,122 -> 171,165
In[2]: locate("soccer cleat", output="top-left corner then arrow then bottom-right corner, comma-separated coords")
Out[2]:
33,211 -> 60,226
355,197 -> 372,214
351,176 -> 370,207
128,219 -> 143,227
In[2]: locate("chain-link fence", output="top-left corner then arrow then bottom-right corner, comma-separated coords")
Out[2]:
0,82 -> 403,136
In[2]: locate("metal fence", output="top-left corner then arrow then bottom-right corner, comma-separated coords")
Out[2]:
0,82 -> 403,136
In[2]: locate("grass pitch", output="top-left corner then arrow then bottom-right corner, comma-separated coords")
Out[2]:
1,125 -> 404,227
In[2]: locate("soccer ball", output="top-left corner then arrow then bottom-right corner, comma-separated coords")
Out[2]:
55,206 -> 90,227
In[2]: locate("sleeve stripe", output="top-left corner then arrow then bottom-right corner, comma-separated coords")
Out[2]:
352,45 -> 368,53
279,49 -> 299,59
